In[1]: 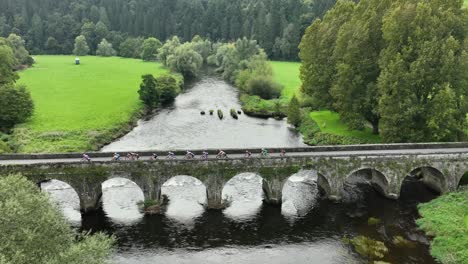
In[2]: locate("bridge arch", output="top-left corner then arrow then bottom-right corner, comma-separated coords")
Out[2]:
160,175 -> 208,204
39,179 -> 82,223
101,177 -> 144,223
344,168 -> 391,199
457,171 -> 468,188
222,172 -> 264,219
404,166 -> 447,194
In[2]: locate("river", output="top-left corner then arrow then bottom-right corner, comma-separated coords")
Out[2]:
42,78 -> 437,263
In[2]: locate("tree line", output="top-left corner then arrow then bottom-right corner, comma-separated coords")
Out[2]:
0,0 -> 336,60
299,0 -> 468,143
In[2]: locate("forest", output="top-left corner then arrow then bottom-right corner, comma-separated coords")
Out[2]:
0,0 -> 336,60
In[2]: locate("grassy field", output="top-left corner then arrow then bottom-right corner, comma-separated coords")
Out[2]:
269,61 -> 379,142
309,111 -> 381,142
15,55 -> 175,153
270,61 -> 301,100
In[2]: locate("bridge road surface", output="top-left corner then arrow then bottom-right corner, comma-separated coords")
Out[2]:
1,147 -> 467,165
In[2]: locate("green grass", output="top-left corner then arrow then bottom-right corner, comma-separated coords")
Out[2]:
417,187 -> 468,263
15,55 -> 176,153
270,61 -> 301,100
309,111 -> 381,142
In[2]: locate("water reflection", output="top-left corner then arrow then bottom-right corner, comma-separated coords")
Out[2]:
40,179 -> 81,224
161,176 -> 207,226
101,178 -> 144,224
282,170 -> 319,220
222,173 -> 264,221
113,242 -> 360,264
102,78 -> 306,151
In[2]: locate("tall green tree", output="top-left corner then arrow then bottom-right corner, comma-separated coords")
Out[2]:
0,84 -> 34,131
167,43 -> 203,79
299,0 -> 355,109
0,174 -> 114,264
96,38 -> 116,57
138,74 -> 159,108
141,37 -> 162,61
288,95 -> 301,127
378,0 -> 468,142
155,75 -> 178,105
0,41 -> 18,86
331,0 -> 392,133
73,35 -> 90,56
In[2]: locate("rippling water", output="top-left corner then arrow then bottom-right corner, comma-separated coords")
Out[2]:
101,178 -> 144,224
222,173 -> 264,221
102,78 -> 306,151
40,180 -> 82,224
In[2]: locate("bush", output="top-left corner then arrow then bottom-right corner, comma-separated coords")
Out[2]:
246,75 -> 282,100
155,75 -> 178,105
0,140 -> 11,153
0,84 -> 34,132
138,74 -> 159,108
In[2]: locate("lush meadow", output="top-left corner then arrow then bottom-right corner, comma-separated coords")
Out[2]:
15,55 -> 176,153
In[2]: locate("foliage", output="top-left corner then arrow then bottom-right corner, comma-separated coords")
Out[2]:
246,75 -> 281,100
14,55 -> 177,153
0,84 -> 34,132
287,95 -> 301,127
141,37 -> 162,61
6,34 -> 33,68
155,75 -> 179,105
73,35 -> 90,56
0,41 -> 18,86
158,36 -> 181,65
96,39 -> 116,57
167,43 -> 203,79
119,37 -> 144,58
417,187 -> 468,264
0,0 -> 334,60
0,174 -> 114,264
378,0 -> 468,143
0,139 -> 11,153
138,74 -> 159,108
300,0 -> 468,142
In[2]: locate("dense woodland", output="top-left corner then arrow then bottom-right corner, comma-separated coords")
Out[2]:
0,0 -> 336,60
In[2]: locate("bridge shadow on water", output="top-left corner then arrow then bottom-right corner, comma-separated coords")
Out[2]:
79,178 -> 438,264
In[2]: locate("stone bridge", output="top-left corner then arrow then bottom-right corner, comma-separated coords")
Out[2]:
0,143 -> 467,212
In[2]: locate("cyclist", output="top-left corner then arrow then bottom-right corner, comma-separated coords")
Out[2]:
81,153 -> 91,162
280,149 -> 286,157
151,153 -> 158,160
167,152 -> 176,159
261,148 -> 269,157
185,150 -> 195,159
201,151 -> 209,159
112,153 -> 121,161
244,150 -> 252,158
216,149 -> 227,159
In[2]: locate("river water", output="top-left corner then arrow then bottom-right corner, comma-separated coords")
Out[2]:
102,77 -> 306,151
43,78 -> 438,263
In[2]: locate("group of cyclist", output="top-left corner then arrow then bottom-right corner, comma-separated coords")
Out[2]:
81,148 -> 287,162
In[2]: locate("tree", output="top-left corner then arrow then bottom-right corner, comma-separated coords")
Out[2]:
119,37 -> 144,58
7,33 -> 33,68
378,0 -> 468,142
138,74 -> 159,108
45,37 -> 59,54
155,75 -> 178,105
96,38 -> 116,57
158,36 -> 180,65
73,35 -> 89,56
246,75 -> 282,99
288,95 -> 301,127
141,37 -> 162,61
167,43 -> 203,79
299,0 -> 355,109
0,42 -> 18,86
331,0 -> 391,133
0,84 -> 34,131
0,174 -> 114,264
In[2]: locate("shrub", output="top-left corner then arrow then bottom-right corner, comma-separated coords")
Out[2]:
138,74 -> 159,108
96,39 -> 116,57
246,75 -> 282,99
0,84 -> 34,132
0,140 -> 11,153
155,75 -> 178,105
288,95 -> 301,127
